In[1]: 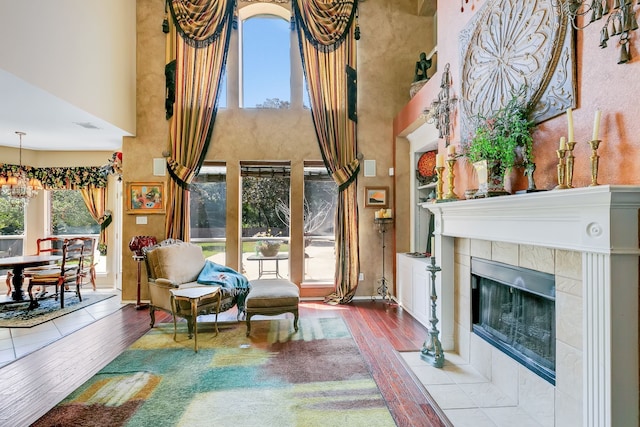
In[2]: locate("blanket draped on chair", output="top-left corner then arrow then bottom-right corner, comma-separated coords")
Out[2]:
197,261 -> 251,312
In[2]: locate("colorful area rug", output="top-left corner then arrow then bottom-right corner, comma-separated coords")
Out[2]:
33,317 -> 397,427
0,292 -> 116,328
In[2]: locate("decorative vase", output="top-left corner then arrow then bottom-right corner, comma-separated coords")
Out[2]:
257,240 -> 280,257
128,235 -> 157,256
473,160 -> 508,198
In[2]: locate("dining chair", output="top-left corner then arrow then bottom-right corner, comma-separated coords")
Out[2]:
77,237 -> 98,291
27,238 -> 85,309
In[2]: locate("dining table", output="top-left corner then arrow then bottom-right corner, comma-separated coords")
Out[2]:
0,255 -> 62,302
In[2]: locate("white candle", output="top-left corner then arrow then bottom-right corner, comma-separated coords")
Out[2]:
567,108 -> 574,142
447,144 -> 456,157
559,136 -> 566,151
592,109 -> 601,141
436,153 -> 444,168
430,236 -> 435,255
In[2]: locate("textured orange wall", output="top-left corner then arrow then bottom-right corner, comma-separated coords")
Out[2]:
395,0 -> 640,193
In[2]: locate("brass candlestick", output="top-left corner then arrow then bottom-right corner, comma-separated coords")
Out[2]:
554,149 -> 569,190
565,141 -> 576,188
435,166 -> 445,200
588,139 -> 601,186
444,158 -> 458,200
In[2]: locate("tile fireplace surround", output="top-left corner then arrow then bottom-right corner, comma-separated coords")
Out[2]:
423,185 -> 639,427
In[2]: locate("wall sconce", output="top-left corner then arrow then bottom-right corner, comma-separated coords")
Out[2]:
559,0 -> 639,64
421,63 -> 457,146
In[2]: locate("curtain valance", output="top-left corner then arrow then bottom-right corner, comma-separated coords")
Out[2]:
292,0 -> 358,52
0,164 -> 108,190
168,0 -> 236,48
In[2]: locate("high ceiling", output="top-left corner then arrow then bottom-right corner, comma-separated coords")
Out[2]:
0,69 -> 129,152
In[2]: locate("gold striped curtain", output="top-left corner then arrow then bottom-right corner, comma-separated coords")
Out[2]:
292,0 -> 360,304
80,186 -> 108,250
164,0 -> 234,240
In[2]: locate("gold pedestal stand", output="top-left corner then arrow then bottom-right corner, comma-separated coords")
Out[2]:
589,140 -> 601,186
442,158 -> 458,201
435,166 -> 445,200
565,141 -> 576,188
554,149 -> 569,190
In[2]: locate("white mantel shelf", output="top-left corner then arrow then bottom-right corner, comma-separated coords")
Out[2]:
421,185 -> 640,427
421,185 -> 640,255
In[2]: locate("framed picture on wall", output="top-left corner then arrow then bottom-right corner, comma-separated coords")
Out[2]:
125,181 -> 166,214
364,186 -> 389,208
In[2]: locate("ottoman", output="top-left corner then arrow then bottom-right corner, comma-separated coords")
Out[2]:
245,279 -> 300,336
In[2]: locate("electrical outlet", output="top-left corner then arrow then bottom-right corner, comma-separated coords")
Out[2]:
359,273 -> 364,281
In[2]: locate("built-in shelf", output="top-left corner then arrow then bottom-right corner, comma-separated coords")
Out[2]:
417,183 -> 436,190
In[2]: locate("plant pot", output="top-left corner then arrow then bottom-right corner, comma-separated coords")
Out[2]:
473,160 -> 509,198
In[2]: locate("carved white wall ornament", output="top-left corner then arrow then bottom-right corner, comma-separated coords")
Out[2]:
459,0 -> 576,139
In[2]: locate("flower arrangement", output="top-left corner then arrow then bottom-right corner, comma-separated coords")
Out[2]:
253,229 -> 282,257
461,87 -> 535,176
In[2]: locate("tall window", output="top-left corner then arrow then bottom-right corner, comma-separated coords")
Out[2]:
189,164 -> 227,265
241,15 -> 290,108
49,190 -> 104,274
241,162 -> 290,279
50,190 -> 100,236
303,162 -> 337,283
0,196 -> 25,275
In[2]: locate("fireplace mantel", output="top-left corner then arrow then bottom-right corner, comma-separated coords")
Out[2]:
423,185 -> 640,427
422,185 -> 640,255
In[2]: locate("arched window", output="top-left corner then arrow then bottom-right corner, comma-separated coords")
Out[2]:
240,9 -> 291,109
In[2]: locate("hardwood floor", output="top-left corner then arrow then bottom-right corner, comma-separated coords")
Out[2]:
0,299 -> 451,427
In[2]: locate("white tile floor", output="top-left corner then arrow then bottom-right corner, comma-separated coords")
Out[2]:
400,351 -> 544,427
0,290 -> 125,368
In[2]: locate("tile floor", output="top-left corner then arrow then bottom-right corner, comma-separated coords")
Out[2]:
0,290 -> 125,368
401,351 -> 544,427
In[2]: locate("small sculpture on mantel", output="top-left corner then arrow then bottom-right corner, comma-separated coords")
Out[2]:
414,52 -> 432,82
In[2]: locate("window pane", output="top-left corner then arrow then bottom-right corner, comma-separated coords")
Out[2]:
242,166 -> 290,280
190,166 -> 227,265
50,190 -> 100,235
218,70 -> 227,109
0,195 -> 25,275
242,15 -> 290,108
303,166 -> 337,283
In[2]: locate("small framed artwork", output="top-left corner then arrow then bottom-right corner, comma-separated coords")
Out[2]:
364,186 -> 389,208
125,181 -> 166,214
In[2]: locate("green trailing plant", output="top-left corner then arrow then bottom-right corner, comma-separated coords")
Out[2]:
461,87 -> 535,176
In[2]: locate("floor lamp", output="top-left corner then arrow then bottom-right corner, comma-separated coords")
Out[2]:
128,236 -> 157,310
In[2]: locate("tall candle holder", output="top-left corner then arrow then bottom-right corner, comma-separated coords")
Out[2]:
443,158 -> 458,200
565,141 -> 576,188
588,139 -> 601,186
435,166 -> 445,200
554,149 -> 569,190
420,256 -> 444,368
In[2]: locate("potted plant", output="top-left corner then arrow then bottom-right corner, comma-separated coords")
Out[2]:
253,229 -> 282,257
461,88 -> 535,197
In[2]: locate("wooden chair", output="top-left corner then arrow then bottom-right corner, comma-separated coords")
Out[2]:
77,237 -> 97,291
27,238 -> 85,309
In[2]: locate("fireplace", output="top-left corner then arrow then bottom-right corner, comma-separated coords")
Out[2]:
471,257 -> 556,384
424,186 -> 640,425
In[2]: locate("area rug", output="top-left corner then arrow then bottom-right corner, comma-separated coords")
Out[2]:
33,317 -> 397,427
0,292 -> 116,328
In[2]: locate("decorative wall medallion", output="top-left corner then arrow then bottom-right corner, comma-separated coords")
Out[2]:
459,0 -> 576,139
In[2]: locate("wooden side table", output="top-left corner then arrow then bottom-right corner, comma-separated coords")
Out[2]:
170,286 -> 221,352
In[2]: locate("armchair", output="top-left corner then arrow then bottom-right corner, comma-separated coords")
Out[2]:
143,240 -> 249,333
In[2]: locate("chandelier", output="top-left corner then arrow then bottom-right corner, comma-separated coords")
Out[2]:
558,0 -> 639,64
0,131 -> 43,202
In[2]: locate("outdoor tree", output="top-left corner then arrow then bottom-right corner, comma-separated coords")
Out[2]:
255,98 -> 290,109
242,176 -> 289,233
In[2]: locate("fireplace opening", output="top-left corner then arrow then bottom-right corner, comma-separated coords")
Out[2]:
471,258 -> 556,384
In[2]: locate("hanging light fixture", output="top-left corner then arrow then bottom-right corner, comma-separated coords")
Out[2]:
0,131 -> 43,202
557,0 -> 639,64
